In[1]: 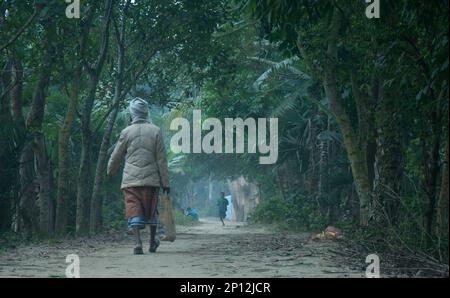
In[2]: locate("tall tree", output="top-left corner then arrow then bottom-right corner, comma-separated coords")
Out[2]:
18,19 -> 56,236
76,0 -> 113,236
55,0 -> 97,237
89,0 -> 130,234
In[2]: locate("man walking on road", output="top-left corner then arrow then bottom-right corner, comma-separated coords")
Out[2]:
107,97 -> 170,255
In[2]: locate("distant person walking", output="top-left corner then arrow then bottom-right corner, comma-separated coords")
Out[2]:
217,192 -> 229,226
107,97 -> 170,255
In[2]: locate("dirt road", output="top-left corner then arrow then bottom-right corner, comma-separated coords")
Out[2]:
0,219 -> 365,278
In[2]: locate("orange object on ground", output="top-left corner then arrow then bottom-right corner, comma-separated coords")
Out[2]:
311,225 -> 341,240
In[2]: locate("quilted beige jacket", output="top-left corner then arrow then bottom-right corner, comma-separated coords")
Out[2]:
107,121 -> 170,189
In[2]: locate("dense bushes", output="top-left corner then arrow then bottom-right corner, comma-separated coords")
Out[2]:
251,195 -> 331,231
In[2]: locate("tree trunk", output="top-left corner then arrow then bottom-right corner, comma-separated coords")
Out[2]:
321,11 -> 373,226
8,53 -> 26,234
318,115 -> 330,216
19,37 -> 54,236
76,0 -> 113,237
55,71 -> 80,236
0,65 -> 14,234
10,53 -> 26,141
90,104 -> 120,234
90,2 -> 129,234
436,141 -> 448,254
323,63 -> 372,226
76,112 -> 94,236
373,83 -> 404,225
208,172 -> 213,202
324,83 -> 372,227
76,51 -> 105,238
422,104 -> 442,239
33,134 -> 53,236
18,143 -> 38,235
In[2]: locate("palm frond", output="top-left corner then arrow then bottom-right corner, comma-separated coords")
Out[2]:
271,95 -> 298,117
250,56 -> 310,90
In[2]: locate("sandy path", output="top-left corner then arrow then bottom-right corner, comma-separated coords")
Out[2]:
0,219 -> 365,278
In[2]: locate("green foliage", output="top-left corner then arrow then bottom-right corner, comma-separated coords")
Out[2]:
173,210 -> 198,226
251,195 -> 327,231
101,195 -> 125,232
0,232 -> 31,254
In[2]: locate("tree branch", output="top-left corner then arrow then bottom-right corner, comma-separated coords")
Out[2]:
0,9 -> 38,52
94,0 -> 114,73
